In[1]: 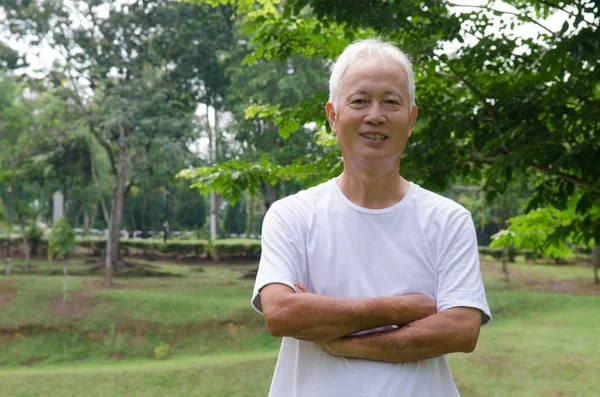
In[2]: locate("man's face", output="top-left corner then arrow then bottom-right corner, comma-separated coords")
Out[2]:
326,57 -> 418,167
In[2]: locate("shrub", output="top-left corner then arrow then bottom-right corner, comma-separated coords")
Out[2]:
213,239 -> 261,260
48,217 -> 76,260
76,237 -> 106,256
27,224 -> 45,255
104,324 -> 128,356
154,341 -> 171,360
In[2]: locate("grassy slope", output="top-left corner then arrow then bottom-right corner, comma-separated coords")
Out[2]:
0,258 -> 598,396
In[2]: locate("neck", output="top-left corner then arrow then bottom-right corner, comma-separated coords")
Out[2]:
336,163 -> 410,209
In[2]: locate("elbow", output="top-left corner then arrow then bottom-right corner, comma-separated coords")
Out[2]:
264,315 -> 286,337
461,338 -> 477,353
263,305 -> 292,337
459,327 -> 480,353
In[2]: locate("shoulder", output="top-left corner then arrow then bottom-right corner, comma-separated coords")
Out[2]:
408,184 -> 473,237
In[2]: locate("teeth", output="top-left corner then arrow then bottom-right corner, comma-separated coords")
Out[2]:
362,134 -> 386,141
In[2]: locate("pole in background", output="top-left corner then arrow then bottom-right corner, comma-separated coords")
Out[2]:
52,191 -> 64,225
4,186 -> 11,276
163,182 -> 170,243
209,105 -> 218,241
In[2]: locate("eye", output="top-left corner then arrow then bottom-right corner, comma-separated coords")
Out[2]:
352,99 -> 367,104
385,99 -> 400,105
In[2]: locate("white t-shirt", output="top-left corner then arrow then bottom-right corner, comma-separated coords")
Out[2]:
252,179 -> 491,397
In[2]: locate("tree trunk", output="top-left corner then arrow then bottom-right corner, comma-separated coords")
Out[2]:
260,182 -> 277,211
17,215 -> 31,270
246,193 -> 255,238
502,246 -> 510,283
4,230 -> 11,276
593,245 -> 599,285
105,121 -> 127,287
207,104 -> 218,241
90,150 -> 110,226
9,183 -> 30,269
83,206 -> 90,237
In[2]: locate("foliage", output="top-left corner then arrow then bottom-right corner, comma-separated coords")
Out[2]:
182,0 -> 600,252
213,238 -> 261,259
1,0 -> 236,281
104,324 -> 128,356
223,196 -> 247,236
27,223 -> 44,255
178,151 -> 343,204
76,237 -> 263,259
491,201 -> 597,259
154,341 -> 171,360
47,217 -> 76,260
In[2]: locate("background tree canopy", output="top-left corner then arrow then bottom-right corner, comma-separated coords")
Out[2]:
180,0 -> 599,252
1,0 -> 598,282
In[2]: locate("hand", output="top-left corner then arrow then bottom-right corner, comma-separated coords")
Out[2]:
315,338 -> 348,357
294,282 -> 311,293
401,294 -> 437,322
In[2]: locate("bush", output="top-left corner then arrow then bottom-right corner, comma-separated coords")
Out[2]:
77,237 -> 106,256
27,224 -> 45,255
48,217 -> 76,260
154,341 -> 171,360
213,239 -> 261,260
0,235 -> 23,246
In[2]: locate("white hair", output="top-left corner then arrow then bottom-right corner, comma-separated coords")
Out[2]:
328,38 -> 416,111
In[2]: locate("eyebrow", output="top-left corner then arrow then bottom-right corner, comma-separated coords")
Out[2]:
347,90 -> 405,98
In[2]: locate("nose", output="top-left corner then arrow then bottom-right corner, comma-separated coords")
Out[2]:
364,103 -> 385,125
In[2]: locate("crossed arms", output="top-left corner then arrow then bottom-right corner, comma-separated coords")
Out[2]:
260,282 -> 482,363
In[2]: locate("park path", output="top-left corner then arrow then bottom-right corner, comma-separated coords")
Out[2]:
0,349 -> 278,377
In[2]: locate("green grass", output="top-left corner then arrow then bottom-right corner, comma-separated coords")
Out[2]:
0,257 -> 598,396
0,351 -> 277,397
0,262 -> 278,367
451,294 -> 599,397
0,276 -> 84,329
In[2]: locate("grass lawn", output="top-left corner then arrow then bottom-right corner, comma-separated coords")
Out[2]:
0,257 -> 598,396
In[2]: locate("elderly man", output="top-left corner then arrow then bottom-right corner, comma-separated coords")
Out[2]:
251,38 -> 491,397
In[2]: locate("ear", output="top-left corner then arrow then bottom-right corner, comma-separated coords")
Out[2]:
325,102 -> 337,134
408,105 -> 418,137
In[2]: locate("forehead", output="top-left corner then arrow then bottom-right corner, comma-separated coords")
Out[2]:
341,57 -> 408,95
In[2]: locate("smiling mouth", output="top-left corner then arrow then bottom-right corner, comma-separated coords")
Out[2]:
360,133 -> 388,141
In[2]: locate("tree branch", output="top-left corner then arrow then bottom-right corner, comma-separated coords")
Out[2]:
446,2 -> 558,37
90,148 -> 110,226
434,68 -> 503,135
537,0 -> 599,28
532,164 -> 600,194
89,124 -> 117,176
166,7 -> 181,61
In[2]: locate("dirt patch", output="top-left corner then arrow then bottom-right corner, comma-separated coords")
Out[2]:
84,279 -> 141,290
481,262 -> 600,296
0,280 -> 17,308
50,290 -> 94,317
523,278 -> 600,296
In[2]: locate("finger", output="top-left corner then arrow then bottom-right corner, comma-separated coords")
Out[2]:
294,282 -> 310,293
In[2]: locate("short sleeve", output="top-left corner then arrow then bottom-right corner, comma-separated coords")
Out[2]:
251,201 -> 306,314
435,213 -> 492,325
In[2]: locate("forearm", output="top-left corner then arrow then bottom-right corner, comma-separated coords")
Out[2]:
261,285 -> 434,342
323,307 -> 482,363
264,294 -> 406,342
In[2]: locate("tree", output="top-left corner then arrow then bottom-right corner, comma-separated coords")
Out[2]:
182,0 -> 599,259
223,195 -> 247,236
3,0 -> 237,285
93,68 -> 195,285
0,74 -> 38,270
